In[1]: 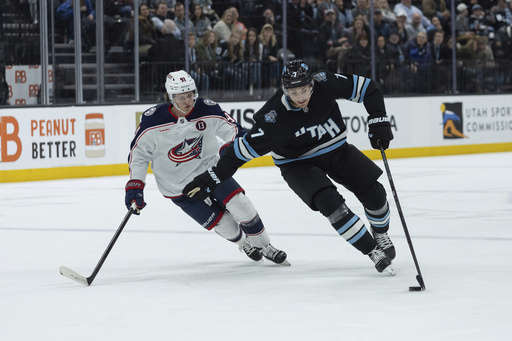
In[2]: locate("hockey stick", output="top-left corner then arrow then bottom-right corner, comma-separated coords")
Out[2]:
380,146 -> 426,291
59,203 -> 137,286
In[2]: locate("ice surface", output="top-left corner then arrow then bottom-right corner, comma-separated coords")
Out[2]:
1,152 -> 511,340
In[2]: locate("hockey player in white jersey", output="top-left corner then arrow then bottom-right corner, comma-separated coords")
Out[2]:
125,70 -> 288,265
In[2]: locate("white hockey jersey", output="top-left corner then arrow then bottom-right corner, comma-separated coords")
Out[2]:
128,98 -> 245,198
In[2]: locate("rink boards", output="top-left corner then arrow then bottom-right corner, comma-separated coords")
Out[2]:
1,95 -> 511,182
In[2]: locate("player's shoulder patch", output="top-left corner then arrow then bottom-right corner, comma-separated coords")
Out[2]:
313,71 -> 327,83
202,98 -> 217,106
263,110 -> 278,124
143,106 -> 157,116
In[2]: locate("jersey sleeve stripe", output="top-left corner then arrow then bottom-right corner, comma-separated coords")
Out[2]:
349,75 -> 370,103
359,78 -> 371,103
348,75 -> 358,101
234,137 -> 257,162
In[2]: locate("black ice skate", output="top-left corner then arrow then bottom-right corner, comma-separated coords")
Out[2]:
260,244 -> 290,266
373,231 -> 396,260
368,246 -> 395,275
240,239 -> 263,261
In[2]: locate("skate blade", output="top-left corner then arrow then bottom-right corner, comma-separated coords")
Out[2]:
263,258 -> 291,266
384,264 -> 396,276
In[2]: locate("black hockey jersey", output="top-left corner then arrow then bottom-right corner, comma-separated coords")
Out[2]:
215,71 -> 388,180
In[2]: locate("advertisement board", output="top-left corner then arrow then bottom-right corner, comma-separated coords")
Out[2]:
1,95 -> 511,182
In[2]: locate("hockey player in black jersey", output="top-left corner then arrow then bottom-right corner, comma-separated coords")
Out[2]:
183,60 -> 395,274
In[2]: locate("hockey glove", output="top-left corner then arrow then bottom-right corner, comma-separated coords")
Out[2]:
125,179 -> 146,215
368,116 -> 394,150
183,167 -> 222,201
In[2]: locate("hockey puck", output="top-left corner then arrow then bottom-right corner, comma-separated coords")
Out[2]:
409,286 -> 422,291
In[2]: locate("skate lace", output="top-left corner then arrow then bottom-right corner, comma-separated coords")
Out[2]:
369,248 -> 385,263
241,240 -> 258,255
374,232 -> 393,250
261,244 -> 279,259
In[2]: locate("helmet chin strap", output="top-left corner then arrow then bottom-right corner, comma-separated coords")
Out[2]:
170,95 -> 196,115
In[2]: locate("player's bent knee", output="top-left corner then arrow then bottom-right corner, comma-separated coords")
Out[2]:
214,213 -> 243,243
312,186 -> 345,217
358,181 -> 387,210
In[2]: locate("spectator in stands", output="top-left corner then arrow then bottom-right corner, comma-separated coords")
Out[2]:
229,6 -> 248,40
150,0 -> 175,18
148,19 -> 184,62
195,29 -> 220,82
191,3 -> 212,38
243,27 -> 263,96
213,8 -> 235,42
138,3 -> 157,56
387,30 -> 406,65
187,32 -> 210,94
351,0 -> 370,26
218,30 -> 245,92
457,36 -> 479,59
152,1 -> 181,39
259,23 -> 280,91
405,12 -> 427,41
492,22 -> 512,59
476,35 -> 495,61
404,31 -> 432,92
375,35 -> 394,89
426,16 -> 444,42
394,10 -> 410,43
104,0 -> 133,19
455,3 -> 474,38
386,30 -> 407,92
375,0 -> 396,25
286,0 -> 317,59
373,9 -> 392,39
489,0 -> 512,30
174,2 -> 195,40
393,0 -> 431,28
469,4 -> 496,39
422,0 -> 450,26
319,8 -> 351,72
345,15 -> 371,47
405,31 -> 431,63
430,29 -> 451,64
334,0 -> 354,28
56,0 -> 96,46
346,32 -> 372,76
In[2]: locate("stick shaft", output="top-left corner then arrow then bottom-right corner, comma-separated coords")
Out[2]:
380,148 -> 426,289
60,206 -> 135,286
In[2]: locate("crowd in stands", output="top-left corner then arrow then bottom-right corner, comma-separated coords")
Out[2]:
2,0 -> 512,101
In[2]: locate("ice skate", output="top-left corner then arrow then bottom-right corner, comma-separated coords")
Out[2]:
260,244 -> 290,266
240,239 -> 262,262
372,231 -> 396,260
368,246 -> 395,275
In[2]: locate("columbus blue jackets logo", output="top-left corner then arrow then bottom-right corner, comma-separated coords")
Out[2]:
168,136 -> 203,165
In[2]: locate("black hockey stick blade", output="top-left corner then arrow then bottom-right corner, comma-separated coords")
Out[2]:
60,205 -> 136,286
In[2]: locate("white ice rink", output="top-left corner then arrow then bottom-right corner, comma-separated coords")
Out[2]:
1,152 -> 511,340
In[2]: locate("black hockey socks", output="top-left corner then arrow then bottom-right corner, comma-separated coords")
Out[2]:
365,201 -> 390,234
313,187 -> 376,254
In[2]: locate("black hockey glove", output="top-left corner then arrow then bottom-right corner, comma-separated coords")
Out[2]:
183,167 -> 222,201
368,116 -> 394,150
125,179 -> 146,215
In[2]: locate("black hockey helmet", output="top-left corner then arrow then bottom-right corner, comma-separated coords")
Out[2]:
281,59 -> 313,90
